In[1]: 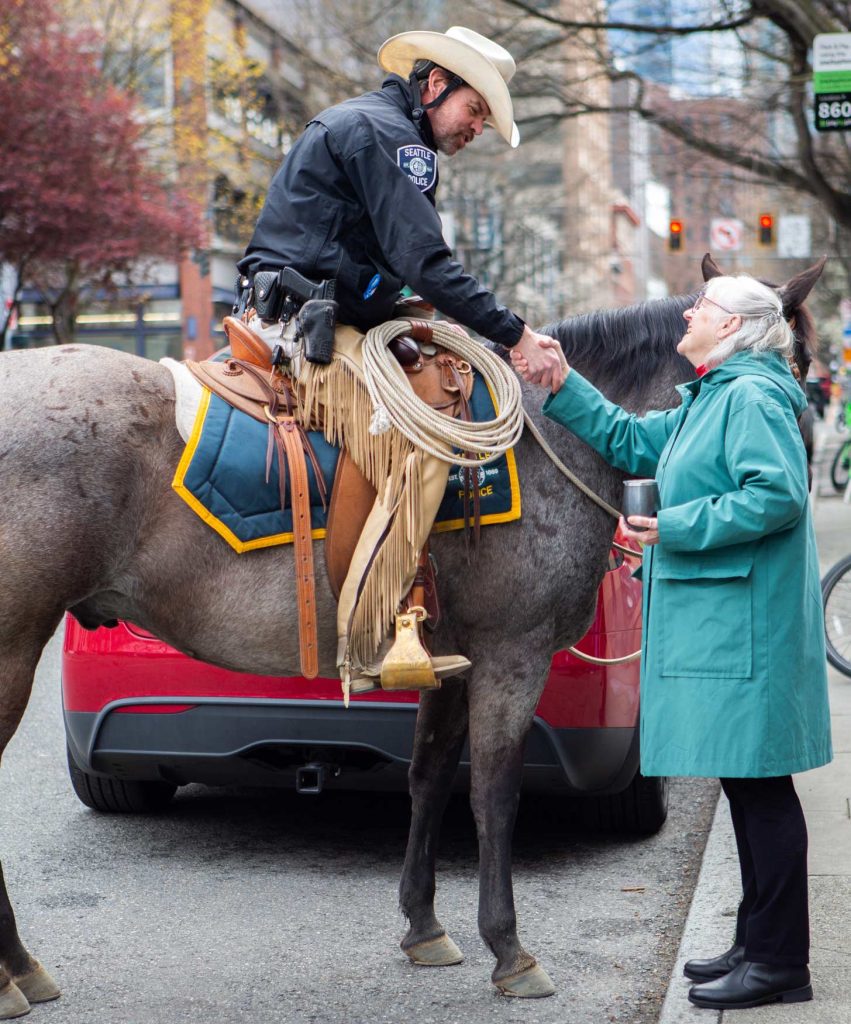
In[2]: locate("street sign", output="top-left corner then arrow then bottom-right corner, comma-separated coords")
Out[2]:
813,33 -> 851,131
777,215 -> 811,259
710,218 -> 743,251
815,93 -> 851,131
814,33 -> 851,87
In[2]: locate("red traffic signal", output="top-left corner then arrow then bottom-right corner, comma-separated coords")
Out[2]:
668,219 -> 684,252
758,213 -> 774,246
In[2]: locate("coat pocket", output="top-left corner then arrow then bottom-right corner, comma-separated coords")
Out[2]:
655,555 -> 753,679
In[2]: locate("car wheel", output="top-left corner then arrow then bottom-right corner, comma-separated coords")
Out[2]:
587,772 -> 669,835
66,744 -> 177,813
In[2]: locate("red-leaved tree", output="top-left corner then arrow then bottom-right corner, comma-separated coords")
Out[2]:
0,0 -> 203,344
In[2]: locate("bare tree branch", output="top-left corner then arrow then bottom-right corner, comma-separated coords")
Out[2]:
501,0 -> 758,36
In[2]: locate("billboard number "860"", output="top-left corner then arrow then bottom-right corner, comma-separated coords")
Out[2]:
818,99 -> 851,119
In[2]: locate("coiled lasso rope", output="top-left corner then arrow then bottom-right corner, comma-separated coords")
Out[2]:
362,319 -> 642,666
361,319 -> 524,465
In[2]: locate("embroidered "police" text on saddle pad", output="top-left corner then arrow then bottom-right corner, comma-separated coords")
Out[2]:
172,375 -> 520,553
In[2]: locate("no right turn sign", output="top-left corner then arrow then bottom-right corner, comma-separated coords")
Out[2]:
710,219 -> 744,252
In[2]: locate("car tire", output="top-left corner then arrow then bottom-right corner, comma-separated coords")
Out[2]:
586,772 -> 669,835
66,744 -> 177,813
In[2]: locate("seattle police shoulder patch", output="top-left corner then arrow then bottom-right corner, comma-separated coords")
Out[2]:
397,145 -> 437,192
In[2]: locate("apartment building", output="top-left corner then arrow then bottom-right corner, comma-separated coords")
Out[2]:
15,0 -> 320,359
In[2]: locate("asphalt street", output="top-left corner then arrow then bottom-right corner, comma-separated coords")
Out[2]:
0,628 -> 719,1024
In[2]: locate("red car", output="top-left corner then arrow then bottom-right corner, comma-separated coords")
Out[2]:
62,533 -> 666,833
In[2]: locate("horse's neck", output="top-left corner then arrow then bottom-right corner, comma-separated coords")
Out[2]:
566,357 -> 685,417
551,297 -> 695,415
517,385 -> 625,518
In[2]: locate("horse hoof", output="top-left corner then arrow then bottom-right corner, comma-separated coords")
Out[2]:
494,963 -> 556,998
13,965 -> 60,1004
403,934 -> 464,966
0,982 -> 30,1019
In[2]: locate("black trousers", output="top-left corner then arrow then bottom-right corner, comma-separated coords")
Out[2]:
720,775 -> 809,966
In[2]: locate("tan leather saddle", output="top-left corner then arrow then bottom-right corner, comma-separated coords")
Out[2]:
186,315 -> 475,675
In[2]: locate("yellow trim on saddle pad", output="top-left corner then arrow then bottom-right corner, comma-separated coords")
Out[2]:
172,378 -> 522,554
432,377 -> 521,533
171,387 -> 328,553
432,443 -> 521,533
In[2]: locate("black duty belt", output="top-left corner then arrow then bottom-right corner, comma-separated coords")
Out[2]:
233,268 -> 338,366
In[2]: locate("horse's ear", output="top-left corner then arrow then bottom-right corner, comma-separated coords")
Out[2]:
778,256 -> 828,314
701,253 -> 723,280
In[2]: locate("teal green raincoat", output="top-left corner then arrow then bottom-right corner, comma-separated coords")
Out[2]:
544,350 -> 832,778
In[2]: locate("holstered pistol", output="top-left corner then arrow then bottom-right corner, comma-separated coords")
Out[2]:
297,299 -> 338,365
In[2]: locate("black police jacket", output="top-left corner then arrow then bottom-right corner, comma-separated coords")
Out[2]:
237,75 -> 525,347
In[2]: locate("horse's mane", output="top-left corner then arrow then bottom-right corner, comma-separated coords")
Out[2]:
543,295 -> 696,405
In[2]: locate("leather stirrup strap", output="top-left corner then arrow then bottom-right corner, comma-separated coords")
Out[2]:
405,544 -> 439,635
276,416 -> 319,679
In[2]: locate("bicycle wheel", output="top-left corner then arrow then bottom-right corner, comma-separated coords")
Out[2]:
830,442 -> 851,493
822,554 -> 851,677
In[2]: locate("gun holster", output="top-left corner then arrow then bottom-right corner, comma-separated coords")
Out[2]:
250,267 -> 337,329
297,299 -> 338,365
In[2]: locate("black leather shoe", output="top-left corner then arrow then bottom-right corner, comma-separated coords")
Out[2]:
688,960 -> 812,1009
683,943 -> 744,981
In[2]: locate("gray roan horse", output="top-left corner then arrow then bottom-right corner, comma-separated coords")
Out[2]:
0,257 -> 823,1013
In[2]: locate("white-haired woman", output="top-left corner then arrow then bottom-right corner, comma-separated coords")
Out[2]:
513,274 -> 832,1010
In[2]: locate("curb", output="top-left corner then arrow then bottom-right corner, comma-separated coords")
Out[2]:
658,794 -> 740,1024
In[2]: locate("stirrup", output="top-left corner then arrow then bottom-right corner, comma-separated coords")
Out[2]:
380,607 -> 440,690
379,608 -> 471,690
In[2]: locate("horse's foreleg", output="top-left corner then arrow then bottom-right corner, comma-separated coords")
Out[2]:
467,658 -> 556,999
399,682 -> 469,967
0,643 -> 61,1018
0,862 -> 60,1017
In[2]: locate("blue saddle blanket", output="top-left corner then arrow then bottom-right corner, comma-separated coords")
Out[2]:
173,374 -> 520,552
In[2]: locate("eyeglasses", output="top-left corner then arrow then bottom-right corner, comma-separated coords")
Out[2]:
691,287 -> 736,315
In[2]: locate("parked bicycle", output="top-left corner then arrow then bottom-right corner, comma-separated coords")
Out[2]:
831,436 -> 851,492
822,554 -> 851,677
830,396 -> 851,492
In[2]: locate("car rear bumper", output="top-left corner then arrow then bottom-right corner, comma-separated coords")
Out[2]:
65,698 -> 639,796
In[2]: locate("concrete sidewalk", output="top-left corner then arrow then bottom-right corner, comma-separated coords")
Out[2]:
658,418 -> 851,1023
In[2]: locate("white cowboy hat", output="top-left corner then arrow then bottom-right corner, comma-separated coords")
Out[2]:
378,26 -> 520,148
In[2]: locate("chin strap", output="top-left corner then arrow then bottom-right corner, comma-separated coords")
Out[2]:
410,71 -> 466,123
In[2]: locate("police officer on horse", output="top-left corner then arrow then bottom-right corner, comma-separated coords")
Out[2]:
236,26 -> 563,694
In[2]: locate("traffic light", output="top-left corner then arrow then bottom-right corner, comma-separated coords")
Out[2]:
668,219 -> 684,252
758,213 -> 774,247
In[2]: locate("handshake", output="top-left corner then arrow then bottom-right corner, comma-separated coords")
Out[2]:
509,326 -> 569,392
